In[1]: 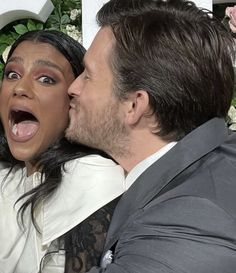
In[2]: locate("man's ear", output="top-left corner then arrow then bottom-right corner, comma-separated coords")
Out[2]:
125,90 -> 149,125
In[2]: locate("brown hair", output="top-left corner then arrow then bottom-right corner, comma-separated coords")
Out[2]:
97,0 -> 235,141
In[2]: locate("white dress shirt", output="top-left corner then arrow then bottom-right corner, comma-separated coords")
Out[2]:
101,142 -> 177,269
0,154 -> 125,273
125,142 -> 177,190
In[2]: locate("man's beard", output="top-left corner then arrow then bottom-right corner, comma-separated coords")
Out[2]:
66,102 -> 129,158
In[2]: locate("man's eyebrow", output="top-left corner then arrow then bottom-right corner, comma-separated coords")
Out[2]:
34,59 -> 64,73
82,58 -> 87,68
82,57 -> 91,72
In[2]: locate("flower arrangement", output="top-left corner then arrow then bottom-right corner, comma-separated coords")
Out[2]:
0,0 -> 81,78
225,5 -> 236,33
227,105 -> 236,130
223,5 -> 236,130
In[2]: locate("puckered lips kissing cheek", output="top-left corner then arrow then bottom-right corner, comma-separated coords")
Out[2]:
69,98 -> 79,116
8,105 -> 39,142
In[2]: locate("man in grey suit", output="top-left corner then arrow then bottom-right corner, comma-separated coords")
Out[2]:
66,0 -> 236,272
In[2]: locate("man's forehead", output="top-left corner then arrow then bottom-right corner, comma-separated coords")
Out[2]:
90,27 -> 115,53
84,27 -> 115,66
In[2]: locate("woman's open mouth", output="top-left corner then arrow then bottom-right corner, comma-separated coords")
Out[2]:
9,108 -> 39,142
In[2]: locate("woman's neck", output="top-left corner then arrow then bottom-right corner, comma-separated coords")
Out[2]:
25,161 -> 40,176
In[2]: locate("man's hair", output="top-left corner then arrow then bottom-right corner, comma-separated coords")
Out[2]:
97,0 -> 235,141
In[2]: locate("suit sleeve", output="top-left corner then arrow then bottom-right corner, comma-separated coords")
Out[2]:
86,196 -> 236,273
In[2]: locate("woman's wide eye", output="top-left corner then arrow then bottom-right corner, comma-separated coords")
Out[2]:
38,76 -> 56,84
5,71 -> 20,80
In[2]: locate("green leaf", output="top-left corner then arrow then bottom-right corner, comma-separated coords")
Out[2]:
50,12 -> 61,24
61,14 -> 70,24
0,61 -> 4,79
0,44 -> 8,55
62,0 -> 80,9
231,97 -> 236,107
45,18 -> 60,29
36,23 -> 44,30
9,31 -> 19,40
0,34 -> 12,45
27,19 -> 37,31
13,24 -> 28,34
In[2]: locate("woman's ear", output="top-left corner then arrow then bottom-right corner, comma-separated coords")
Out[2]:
125,90 -> 149,125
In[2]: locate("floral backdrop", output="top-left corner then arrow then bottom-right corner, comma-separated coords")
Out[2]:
215,3 -> 236,129
0,0 -> 81,77
0,0 -> 236,128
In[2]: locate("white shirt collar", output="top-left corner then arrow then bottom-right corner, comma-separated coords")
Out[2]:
125,142 -> 177,190
31,155 -> 126,246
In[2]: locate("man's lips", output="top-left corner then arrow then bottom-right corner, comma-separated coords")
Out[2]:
69,102 -> 76,110
69,98 -> 79,110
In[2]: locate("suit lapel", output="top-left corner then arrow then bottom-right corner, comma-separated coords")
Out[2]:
104,118 -> 228,252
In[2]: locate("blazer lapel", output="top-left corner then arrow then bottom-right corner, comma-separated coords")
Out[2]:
104,118 -> 229,253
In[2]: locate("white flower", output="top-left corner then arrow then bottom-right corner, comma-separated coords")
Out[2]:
229,123 -> 236,130
66,24 -> 76,31
70,9 -> 80,21
66,29 -> 82,43
228,105 -> 236,123
228,106 -> 236,131
2,45 -> 11,63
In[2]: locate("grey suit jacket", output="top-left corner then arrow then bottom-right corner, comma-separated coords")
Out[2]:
89,118 -> 236,273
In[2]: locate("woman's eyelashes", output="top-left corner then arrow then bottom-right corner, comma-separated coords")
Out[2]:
37,75 -> 56,84
4,70 -> 21,80
4,69 -> 57,85
81,69 -> 90,81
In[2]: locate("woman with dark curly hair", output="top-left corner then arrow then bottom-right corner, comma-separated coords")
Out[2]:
0,30 -> 125,273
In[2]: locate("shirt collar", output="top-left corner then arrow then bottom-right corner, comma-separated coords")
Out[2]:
40,156 -> 126,245
125,142 -> 177,190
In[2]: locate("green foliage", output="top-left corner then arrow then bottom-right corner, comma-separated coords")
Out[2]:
232,97 -> 236,106
232,82 -> 236,107
0,0 -> 81,78
45,0 -> 81,31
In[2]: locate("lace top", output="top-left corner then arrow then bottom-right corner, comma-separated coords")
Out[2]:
64,197 -> 119,273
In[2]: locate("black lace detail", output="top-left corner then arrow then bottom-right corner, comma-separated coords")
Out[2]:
63,197 -> 120,273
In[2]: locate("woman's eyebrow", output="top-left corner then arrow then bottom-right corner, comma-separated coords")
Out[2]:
6,56 -> 23,64
34,59 -> 64,73
6,57 -> 64,74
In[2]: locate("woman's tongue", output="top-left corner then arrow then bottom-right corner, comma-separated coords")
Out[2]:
12,120 -> 39,139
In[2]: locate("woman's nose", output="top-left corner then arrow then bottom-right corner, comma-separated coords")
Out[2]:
12,79 -> 34,99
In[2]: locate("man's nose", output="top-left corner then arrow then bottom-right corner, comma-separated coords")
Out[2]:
68,74 -> 83,97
